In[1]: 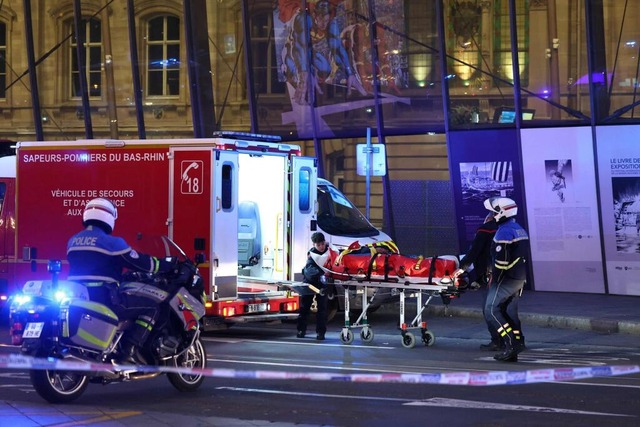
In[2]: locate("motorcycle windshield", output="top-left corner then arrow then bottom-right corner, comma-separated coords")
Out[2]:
129,235 -> 187,262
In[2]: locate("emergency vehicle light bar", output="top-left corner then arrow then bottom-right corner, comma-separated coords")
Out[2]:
212,131 -> 282,142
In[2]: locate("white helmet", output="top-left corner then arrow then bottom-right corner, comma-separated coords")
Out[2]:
484,197 -> 517,222
83,198 -> 118,233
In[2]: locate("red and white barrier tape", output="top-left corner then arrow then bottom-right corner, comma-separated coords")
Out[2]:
0,354 -> 638,386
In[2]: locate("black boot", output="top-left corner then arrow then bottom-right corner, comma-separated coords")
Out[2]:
494,340 -> 525,362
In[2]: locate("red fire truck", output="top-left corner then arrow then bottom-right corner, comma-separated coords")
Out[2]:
2,133 -> 392,334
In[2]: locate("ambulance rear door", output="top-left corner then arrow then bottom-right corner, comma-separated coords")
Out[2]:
211,150 -> 239,299
289,156 -> 317,281
170,147 -> 238,301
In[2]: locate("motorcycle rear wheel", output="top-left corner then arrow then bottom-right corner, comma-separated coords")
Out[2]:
167,337 -> 207,392
30,366 -> 89,404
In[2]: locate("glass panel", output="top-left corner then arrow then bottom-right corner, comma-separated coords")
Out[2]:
166,70 -> 179,95
0,22 -> 6,45
148,71 -> 163,95
89,18 -> 101,43
299,168 -> 310,212
377,0 -> 444,134
89,47 -> 101,70
89,72 -> 101,97
222,164 -> 233,210
600,1 -> 640,122
445,0 -> 516,129
148,45 -> 163,67
166,44 -> 180,69
518,0 -> 591,125
166,16 -> 180,41
71,73 -> 81,97
148,17 -> 164,41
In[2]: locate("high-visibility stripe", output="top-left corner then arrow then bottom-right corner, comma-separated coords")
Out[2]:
495,257 -> 522,270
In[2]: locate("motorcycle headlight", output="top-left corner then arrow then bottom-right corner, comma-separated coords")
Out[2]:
54,290 -> 71,303
12,294 -> 32,306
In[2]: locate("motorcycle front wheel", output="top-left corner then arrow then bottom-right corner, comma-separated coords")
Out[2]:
167,337 -> 207,392
30,366 -> 89,404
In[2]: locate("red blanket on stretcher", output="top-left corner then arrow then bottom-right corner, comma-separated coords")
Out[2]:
321,241 -> 459,282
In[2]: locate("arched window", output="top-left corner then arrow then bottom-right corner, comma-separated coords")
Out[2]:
70,18 -> 103,98
146,15 -> 181,97
0,21 -> 7,99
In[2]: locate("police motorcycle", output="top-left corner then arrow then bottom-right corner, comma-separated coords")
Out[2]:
11,235 -> 207,403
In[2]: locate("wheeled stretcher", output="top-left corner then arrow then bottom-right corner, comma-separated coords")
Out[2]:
311,248 -> 466,348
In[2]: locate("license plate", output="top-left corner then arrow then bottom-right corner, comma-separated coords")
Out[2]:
246,303 -> 268,313
22,322 -> 45,339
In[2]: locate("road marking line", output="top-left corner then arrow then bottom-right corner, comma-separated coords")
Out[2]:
404,397 -> 633,416
207,357 -> 446,375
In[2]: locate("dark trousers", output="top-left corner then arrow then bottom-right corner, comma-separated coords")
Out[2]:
484,277 -> 525,349
84,282 -> 158,348
297,293 -> 328,335
117,292 -> 159,346
482,286 -> 521,343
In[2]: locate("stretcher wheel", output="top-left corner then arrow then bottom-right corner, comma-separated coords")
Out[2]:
360,328 -> 374,343
422,330 -> 435,346
340,329 -> 354,345
401,332 -> 416,349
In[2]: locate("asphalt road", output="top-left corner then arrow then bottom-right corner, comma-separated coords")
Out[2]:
1,312 -> 639,426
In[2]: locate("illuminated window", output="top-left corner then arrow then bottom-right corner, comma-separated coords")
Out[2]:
146,15 -> 180,96
70,18 -> 102,98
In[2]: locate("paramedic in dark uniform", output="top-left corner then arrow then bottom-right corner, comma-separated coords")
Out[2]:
297,232 -> 329,340
455,213 -> 503,350
482,197 -> 529,362
67,197 -> 174,363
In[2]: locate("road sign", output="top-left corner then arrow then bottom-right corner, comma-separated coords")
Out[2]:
356,143 -> 386,176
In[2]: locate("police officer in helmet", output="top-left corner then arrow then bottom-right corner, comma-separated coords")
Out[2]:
483,196 -> 529,362
67,197 -> 175,364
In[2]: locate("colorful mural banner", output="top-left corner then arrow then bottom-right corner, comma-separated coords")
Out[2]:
270,0 -> 409,137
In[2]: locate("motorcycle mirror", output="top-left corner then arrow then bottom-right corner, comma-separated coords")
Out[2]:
195,253 -> 206,265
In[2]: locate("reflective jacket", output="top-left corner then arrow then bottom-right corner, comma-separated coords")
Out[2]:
491,219 -> 529,281
67,225 -> 170,283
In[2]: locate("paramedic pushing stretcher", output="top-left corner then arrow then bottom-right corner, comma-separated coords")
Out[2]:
483,197 -> 529,362
66,198 -> 175,364
297,232 -> 329,340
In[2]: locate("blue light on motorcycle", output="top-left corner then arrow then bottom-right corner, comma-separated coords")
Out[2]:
47,259 -> 62,273
54,290 -> 70,302
13,294 -> 32,305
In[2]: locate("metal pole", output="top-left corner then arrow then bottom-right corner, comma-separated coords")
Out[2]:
584,0 -> 609,293
126,0 -> 146,138
23,0 -> 43,140
73,0 -> 94,139
365,127 -> 371,220
241,0 -> 259,133
101,1 -> 118,139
